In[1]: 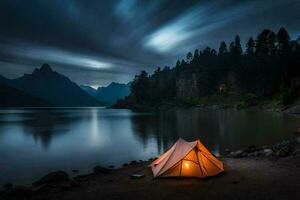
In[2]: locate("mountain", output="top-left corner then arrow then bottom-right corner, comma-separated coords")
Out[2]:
0,82 -> 50,107
81,82 -> 130,105
80,85 -> 98,97
0,64 -> 103,107
96,82 -> 130,104
0,75 -> 10,84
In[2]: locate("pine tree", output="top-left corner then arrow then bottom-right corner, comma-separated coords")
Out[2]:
277,27 -> 290,55
193,49 -> 199,62
229,41 -> 235,55
186,52 -> 193,64
218,41 -> 228,56
246,37 -> 255,55
176,60 -> 181,68
234,35 -> 243,56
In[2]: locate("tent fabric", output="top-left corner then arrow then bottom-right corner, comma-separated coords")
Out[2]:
150,138 -> 224,178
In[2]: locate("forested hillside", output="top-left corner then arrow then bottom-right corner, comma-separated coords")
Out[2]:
116,28 -> 300,109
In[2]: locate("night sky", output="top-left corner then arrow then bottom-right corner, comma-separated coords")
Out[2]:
0,0 -> 299,87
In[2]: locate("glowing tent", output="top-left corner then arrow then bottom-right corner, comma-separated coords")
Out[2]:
150,138 -> 224,178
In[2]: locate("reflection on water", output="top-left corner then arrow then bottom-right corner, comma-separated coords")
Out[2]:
0,108 -> 299,185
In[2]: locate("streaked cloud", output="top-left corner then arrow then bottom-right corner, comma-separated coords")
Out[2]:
0,0 -> 299,86
0,42 -> 112,70
144,1 -> 272,53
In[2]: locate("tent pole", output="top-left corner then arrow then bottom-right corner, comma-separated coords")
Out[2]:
179,161 -> 182,176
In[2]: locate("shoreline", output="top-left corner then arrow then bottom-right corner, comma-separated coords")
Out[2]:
111,98 -> 300,114
1,134 -> 300,200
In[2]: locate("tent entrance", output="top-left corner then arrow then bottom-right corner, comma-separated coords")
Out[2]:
161,148 -> 204,178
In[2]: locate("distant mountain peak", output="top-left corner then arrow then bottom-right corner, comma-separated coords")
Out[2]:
32,63 -> 55,76
39,63 -> 53,73
8,63 -> 102,106
109,82 -> 123,86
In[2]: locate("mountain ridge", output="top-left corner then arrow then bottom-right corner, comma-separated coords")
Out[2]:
0,82 -> 50,107
0,63 -> 103,107
81,82 -> 130,105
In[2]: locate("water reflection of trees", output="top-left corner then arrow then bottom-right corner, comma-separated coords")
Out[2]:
130,109 -> 224,154
130,108 -> 296,154
19,109 -> 86,149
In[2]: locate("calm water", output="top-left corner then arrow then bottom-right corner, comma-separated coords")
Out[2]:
0,108 -> 299,185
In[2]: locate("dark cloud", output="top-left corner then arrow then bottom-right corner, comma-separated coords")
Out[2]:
0,0 -> 299,86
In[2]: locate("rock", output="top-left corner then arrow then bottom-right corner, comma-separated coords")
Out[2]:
93,166 -> 111,174
139,160 -> 143,162
229,150 -> 244,158
244,145 -> 257,153
32,171 -> 70,187
225,148 -> 231,153
276,149 -> 289,157
254,151 -> 260,157
221,148 -> 231,156
108,165 -> 114,169
263,149 -> 273,157
123,163 -> 128,167
130,174 -> 145,179
130,160 -> 138,164
296,136 -> 300,144
292,149 -> 300,157
272,139 -> 295,157
248,153 -> 254,157
241,152 -> 248,157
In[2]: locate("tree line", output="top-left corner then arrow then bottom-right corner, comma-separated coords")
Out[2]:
128,28 -> 300,106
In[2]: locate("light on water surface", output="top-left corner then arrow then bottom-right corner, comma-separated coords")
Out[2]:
0,108 -> 299,185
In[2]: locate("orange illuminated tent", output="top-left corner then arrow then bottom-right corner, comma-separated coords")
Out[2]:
150,138 -> 224,178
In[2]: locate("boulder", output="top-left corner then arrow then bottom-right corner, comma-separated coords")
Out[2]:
254,151 -> 261,157
229,150 -> 244,158
296,136 -> 300,144
276,149 -> 289,157
263,149 -> 274,157
33,171 -> 70,187
244,145 -> 257,153
225,148 -> 231,153
272,139 -> 295,157
292,149 -> 300,157
247,152 -> 254,157
130,160 -> 138,164
93,166 -> 111,174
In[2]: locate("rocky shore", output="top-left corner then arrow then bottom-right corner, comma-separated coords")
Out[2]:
112,98 -> 300,115
224,133 -> 300,159
1,134 -> 300,200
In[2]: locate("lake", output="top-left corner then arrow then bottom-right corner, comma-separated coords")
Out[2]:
0,107 -> 299,185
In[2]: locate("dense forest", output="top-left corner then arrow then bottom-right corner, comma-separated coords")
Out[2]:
117,28 -> 300,108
